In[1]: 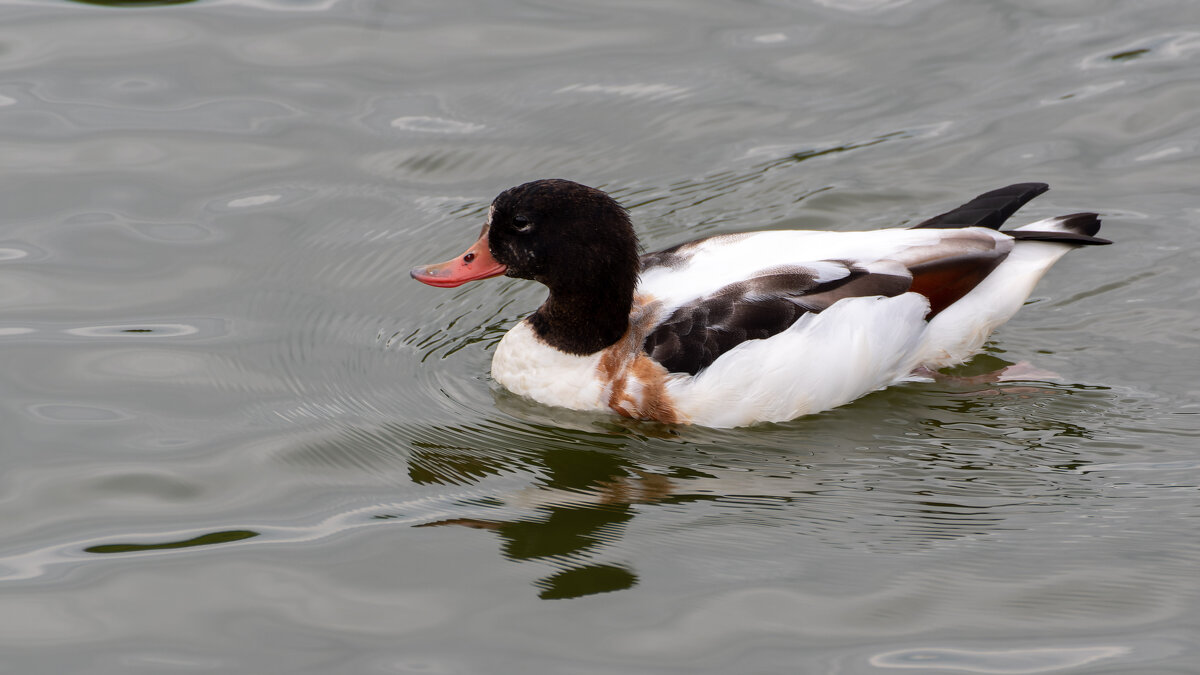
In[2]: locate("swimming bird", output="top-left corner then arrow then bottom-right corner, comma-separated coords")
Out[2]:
411,180 -> 1109,427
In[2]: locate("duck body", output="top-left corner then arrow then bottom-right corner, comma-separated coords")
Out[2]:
413,180 -> 1110,428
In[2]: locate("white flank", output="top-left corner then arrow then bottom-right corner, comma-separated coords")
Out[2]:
667,293 -> 930,427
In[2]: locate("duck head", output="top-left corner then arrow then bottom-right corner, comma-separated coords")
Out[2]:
412,179 -> 642,353
411,179 -> 639,295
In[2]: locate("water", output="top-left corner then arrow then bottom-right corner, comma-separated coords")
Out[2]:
3,0 -> 1199,672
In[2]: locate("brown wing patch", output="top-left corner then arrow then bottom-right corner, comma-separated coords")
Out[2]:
908,251 -> 1007,317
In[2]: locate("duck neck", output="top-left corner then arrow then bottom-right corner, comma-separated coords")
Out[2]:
529,284 -> 633,355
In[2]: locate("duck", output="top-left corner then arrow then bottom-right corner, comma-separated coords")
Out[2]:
411,179 -> 1110,428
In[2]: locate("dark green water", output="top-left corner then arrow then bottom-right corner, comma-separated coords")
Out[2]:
3,1 -> 1198,672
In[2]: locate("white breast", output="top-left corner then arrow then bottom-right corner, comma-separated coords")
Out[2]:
491,321 -> 608,412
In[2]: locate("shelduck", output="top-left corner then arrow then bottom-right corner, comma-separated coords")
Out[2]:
412,180 -> 1110,427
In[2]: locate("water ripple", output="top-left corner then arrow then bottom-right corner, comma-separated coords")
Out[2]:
556,82 -> 691,102
390,116 -> 487,134
63,321 -> 220,340
870,645 -> 1132,673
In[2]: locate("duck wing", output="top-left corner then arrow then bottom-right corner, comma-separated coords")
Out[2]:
637,183 -> 1107,378
642,261 -> 911,376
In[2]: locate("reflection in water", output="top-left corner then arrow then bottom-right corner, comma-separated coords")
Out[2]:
413,445 -> 651,599
85,529 -> 258,554
0,371 -> 1127,592
537,565 -> 638,601
386,378 -> 1088,598
1109,48 -> 1151,62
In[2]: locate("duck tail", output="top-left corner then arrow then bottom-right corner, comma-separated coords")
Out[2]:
1006,213 -> 1111,246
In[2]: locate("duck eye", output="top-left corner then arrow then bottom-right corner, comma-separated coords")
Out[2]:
512,215 -> 533,233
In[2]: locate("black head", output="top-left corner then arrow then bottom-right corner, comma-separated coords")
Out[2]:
486,179 -> 640,299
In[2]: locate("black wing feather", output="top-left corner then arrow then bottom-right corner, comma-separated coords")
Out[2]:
912,183 -> 1049,230
643,265 -> 911,376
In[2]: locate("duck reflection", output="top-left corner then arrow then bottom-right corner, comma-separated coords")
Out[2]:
411,444 -> 672,599
274,357 -> 1099,600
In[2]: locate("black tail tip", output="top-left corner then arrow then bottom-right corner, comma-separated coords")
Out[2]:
1006,213 -> 1111,246
1054,212 -> 1103,237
